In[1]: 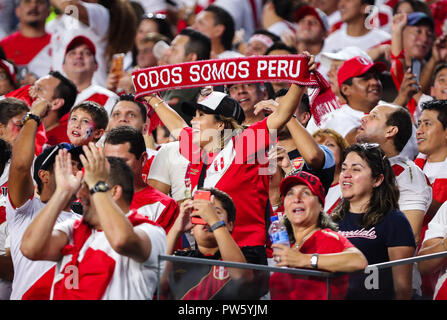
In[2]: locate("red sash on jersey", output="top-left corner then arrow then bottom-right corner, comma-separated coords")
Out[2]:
132,55 -> 340,126
52,211 -> 154,300
181,265 -> 231,300
21,266 -> 56,300
435,278 -> 447,300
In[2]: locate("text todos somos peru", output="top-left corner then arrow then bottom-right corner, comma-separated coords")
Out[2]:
131,55 -> 317,98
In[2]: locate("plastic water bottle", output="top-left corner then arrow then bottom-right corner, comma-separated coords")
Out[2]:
268,215 -> 290,251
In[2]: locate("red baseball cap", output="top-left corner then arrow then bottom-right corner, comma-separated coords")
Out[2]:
279,171 -> 326,205
0,59 -> 16,83
337,56 -> 387,87
295,5 -> 329,32
65,35 -> 96,57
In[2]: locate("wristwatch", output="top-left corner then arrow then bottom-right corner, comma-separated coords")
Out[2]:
310,253 -> 319,269
89,181 -> 110,195
21,112 -> 41,126
210,220 -> 226,232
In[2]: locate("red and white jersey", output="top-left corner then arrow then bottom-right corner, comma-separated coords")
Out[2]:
141,148 -> 158,184
5,195 -> 79,300
324,182 -> 342,215
322,24 -> 391,55
130,185 -> 179,234
414,153 -> 447,205
390,155 -> 432,213
51,211 -> 166,300
179,118 -> 273,247
0,32 -> 52,78
422,201 -> 447,300
0,161 -> 11,299
74,84 -> 119,115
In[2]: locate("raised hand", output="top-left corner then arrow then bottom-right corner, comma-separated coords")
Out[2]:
54,149 -> 82,196
79,142 -> 110,189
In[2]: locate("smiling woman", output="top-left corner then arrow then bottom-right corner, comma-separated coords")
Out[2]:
269,171 -> 367,300
332,143 -> 416,300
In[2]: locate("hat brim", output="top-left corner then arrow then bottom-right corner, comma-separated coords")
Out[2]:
338,61 -> 387,87
279,175 -> 325,205
181,101 -> 218,118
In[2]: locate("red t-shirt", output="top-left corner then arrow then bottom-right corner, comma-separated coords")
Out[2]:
0,32 -> 51,65
269,229 -> 354,300
179,118 -> 274,247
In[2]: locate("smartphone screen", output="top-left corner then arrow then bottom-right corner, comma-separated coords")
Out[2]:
191,190 -> 212,225
411,58 -> 422,84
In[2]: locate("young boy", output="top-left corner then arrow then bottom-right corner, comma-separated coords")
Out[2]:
67,100 -> 108,146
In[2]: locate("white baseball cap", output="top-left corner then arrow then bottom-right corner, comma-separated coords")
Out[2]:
320,46 -> 372,69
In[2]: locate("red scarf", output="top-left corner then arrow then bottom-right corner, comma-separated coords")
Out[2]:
132,55 -> 340,126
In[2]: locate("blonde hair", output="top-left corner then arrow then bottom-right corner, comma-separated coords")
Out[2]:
313,128 -> 349,151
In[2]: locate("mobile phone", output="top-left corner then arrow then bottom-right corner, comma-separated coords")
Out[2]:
110,53 -> 124,78
191,190 -> 212,225
411,58 -> 422,84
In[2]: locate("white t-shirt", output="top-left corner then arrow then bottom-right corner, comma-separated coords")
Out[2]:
52,212 -> 167,300
267,20 -> 296,38
322,24 -> 391,55
47,2 -> 110,87
217,50 -> 244,59
148,141 -> 190,202
389,155 -> 432,213
6,196 -> 78,300
423,202 -> 447,299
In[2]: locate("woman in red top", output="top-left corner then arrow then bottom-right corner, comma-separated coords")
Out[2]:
269,171 -> 367,300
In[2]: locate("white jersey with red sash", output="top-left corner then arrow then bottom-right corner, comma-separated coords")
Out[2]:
5,195 -> 78,300
390,155 -> 432,214
179,118 -> 274,247
74,84 -> 119,115
423,201 -> 447,300
51,211 -> 166,300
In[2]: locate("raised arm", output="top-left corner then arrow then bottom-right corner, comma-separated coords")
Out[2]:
50,0 -> 90,26
8,99 -> 51,208
272,244 -> 368,272
266,54 -> 315,132
20,149 -> 80,261
143,95 -> 189,140
81,143 -> 152,263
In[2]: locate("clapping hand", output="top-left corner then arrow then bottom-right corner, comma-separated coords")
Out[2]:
79,142 -> 110,189
54,149 -> 83,196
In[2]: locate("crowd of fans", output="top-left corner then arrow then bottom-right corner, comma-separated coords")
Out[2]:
1,0 -> 447,301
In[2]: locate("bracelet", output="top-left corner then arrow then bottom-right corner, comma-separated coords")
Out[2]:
210,220 -> 226,232
148,95 -> 164,109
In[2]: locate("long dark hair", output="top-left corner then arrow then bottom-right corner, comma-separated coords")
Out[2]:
283,212 -> 338,244
331,143 -> 400,228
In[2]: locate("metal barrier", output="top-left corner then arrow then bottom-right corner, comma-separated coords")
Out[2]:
156,251 -> 447,300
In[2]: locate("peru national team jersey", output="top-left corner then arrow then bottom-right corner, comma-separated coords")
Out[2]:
0,32 -> 52,78
130,185 -> 179,233
269,229 -> 354,300
324,182 -> 342,215
423,202 -> 447,300
51,211 -> 167,300
414,153 -> 447,205
6,195 -> 78,300
179,118 -> 274,247
390,155 -> 432,213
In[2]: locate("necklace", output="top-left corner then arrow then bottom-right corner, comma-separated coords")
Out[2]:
294,228 -> 320,250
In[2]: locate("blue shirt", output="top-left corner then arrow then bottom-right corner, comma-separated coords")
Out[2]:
338,209 -> 415,300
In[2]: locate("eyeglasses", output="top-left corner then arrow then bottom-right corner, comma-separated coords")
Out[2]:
142,13 -> 167,20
